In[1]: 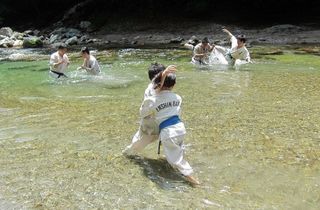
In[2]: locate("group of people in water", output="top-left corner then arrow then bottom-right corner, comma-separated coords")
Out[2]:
49,45 -> 101,78
186,28 -> 251,66
48,28 -> 251,186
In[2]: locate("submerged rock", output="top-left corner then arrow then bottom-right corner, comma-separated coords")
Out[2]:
23,36 -> 43,48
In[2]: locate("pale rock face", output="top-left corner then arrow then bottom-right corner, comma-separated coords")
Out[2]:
13,40 -> 24,47
0,37 -> 15,48
65,36 -> 78,45
0,27 -> 14,37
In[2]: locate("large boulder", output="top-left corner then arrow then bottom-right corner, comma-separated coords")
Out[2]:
23,36 -> 43,48
0,35 -> 7,40
65,28 -> 81,38
51,27 -> 82,39
65,36 -> 78,45
11,32 -> 24,40
0,37 -> 15,48
13,40 -> 24,47
49,34 -> 60,44
0,27 -> 14,37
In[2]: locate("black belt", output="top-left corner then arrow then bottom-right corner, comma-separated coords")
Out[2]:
51,70 -> 67,78
226,53 -> 234,60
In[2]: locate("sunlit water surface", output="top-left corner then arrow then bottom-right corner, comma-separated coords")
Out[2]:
0,47 -> 319,209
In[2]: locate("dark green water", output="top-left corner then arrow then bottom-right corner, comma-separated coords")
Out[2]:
0,47 -> 319,209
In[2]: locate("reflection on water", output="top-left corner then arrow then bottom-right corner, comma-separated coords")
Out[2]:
0,48 -> 319,209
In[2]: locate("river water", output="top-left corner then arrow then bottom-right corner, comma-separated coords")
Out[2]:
0,47 -> 319,209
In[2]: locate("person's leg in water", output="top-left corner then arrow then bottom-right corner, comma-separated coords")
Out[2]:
123,128 -> 158,155
161,135 -> 200,186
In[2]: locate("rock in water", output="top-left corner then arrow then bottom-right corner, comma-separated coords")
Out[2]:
0,27 -> 14,37
23,36 -> 43,48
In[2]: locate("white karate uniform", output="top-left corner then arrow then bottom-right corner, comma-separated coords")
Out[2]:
49,51 -> 69,78
124,83 -> 159,153
139,90 -> 193,176
83,55 -> 101,75
192,43 -> 211,65
214,36 -> 251,65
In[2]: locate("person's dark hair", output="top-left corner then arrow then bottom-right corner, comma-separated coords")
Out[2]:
58,43 -> 67,50
163,73 -> 176,88
202,37 -> 209,44
81,46 -> 90,54
148,63 -> 166,81
153,72 -> 176,89
236,34 -> 246,43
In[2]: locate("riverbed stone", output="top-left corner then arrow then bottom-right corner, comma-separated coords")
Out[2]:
49,34 -> 60,44
13,40 -> 24,47
0,37 -> 14,48
80,35 -> 89,43
65,36 -> 78,45
170,37 -> 184,43
65,28 -> 81,38
0,35 -> 7,40
11,32 -> 24,40
23,36 -> 43,48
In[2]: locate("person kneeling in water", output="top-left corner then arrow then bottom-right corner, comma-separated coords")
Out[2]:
77,47 -> 101,75
49,44 -> 70,78
139,68 -> 200,186
191,37 -> 215,65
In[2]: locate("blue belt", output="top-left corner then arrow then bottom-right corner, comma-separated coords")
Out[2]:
158,115 -> 181,155
159,115 -> 181,131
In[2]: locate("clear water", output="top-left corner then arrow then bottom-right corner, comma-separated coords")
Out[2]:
0,47 -> 319,209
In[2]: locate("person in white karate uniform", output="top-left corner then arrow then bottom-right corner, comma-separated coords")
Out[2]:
123,63 -> 168,154
138,68 -> 199,185
49,44 -> 70,78
77,47 -> 101,75
213,28 -> 251,66
191,37 -> 215,65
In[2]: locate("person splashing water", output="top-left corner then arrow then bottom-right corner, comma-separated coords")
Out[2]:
77,47 -> 101,75
49,43 -> 70,78
210,28 -> 251,66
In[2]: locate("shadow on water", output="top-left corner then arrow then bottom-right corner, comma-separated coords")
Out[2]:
125,155 -> 190,190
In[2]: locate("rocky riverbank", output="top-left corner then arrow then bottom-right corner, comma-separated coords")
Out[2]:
1,23 -> 320,51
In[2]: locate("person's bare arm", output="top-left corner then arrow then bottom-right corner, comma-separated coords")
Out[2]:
222,28 -> 233,38
158,65 -> 177,89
